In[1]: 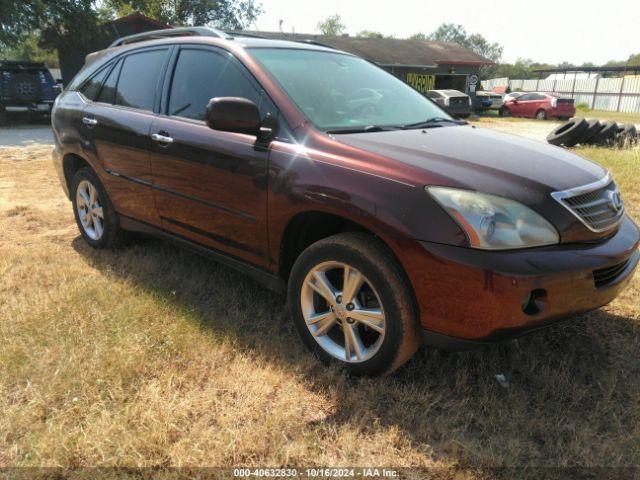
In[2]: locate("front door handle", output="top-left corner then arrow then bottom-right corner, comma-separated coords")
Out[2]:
151,133 -> 174,144
82,116 -> 98,127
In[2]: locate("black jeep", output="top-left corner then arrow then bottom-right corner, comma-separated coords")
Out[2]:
0,60 -> 60,125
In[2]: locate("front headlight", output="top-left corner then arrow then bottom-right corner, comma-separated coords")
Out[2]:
427,187 -> 559,250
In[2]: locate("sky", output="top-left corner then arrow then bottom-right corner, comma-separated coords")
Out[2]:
251,0 -> 640,65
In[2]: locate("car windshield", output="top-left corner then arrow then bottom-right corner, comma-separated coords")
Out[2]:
249,48 -> 451,132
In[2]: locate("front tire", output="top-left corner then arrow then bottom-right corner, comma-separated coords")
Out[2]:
535,109 -> 547,120
288,233 -> 420,376
71,167 -> 126,249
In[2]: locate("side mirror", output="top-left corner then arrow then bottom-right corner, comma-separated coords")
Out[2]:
206,97 -> 261,136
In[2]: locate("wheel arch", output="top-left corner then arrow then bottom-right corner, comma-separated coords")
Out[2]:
277,210 -> 418,316
62,153 -> 92,195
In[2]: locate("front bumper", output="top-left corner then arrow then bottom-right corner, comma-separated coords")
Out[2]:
549,107 -> 576,118
400,216 -> 639,345
444,104 -> 472,117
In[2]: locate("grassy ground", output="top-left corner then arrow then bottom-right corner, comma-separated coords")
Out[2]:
1,135 -> 639,478
480,108 -> 640,126
575,107 -> 640,126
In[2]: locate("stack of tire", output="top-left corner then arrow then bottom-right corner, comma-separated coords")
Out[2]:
546,117 -> 638,148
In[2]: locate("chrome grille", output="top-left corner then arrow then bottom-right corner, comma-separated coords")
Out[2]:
551,173 -> 624,232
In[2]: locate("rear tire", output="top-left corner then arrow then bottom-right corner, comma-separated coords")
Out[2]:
8,72 -> 42,103
615,124 -> 638,147
577,119 -> 602,145
288,233 -> 420,376
546,117 -> 588,147
71,167 -> 128,249
595,121 -> 618,146
535,109 -> 547,120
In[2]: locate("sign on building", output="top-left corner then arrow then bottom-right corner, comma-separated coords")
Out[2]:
405,73 -> 435,93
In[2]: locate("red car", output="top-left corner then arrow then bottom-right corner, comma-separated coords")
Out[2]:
500,92 -> 575,120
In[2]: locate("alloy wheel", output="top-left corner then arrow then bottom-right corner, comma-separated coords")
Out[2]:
76,179 -> 105,240
300,261 -> 386,363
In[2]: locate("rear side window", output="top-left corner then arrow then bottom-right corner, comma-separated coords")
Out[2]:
168,48 -> 266,121
79,66 -> 110,101
96,60 -> 121,104
115,49 -> 167,111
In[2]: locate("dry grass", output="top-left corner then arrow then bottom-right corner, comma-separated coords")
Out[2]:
574,108 -> 640,126
479,108 -> 640,128
0,133 -> 639,478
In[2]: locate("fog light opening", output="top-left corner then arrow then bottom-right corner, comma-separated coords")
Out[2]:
522,289 -> 547,316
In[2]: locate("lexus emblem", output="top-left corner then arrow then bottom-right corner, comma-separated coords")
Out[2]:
608,190 -> 623,212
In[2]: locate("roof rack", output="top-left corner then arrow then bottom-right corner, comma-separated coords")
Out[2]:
108,26 -> 231,48
224,30 -> 265,39
294,39 -> 334,49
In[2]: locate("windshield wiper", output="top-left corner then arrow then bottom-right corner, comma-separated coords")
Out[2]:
325,124 -> 402,134
402,117 -> 467,129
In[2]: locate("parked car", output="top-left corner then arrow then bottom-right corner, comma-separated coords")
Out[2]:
426,89 -> 472,118
502,91 -> 524,104
475,91 -> 503,111
500,92 -> 575,120
52,28 -> 639,376
0,60 -> 60,124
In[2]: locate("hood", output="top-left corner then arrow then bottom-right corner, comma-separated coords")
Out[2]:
334,125 -> 607,208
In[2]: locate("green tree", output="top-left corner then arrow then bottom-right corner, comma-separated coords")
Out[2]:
355,30 -> 384,39
103,0 -> 262,29
2,32 -> 59,67
425,23 -> 503,63
317,14 -> 346,36
1,1 -> 263,83
0,0 -> 42,47
408,32 -> 427,40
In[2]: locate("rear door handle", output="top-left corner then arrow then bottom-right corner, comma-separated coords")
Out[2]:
82,116 -> 98,126
151,133 -> 174,144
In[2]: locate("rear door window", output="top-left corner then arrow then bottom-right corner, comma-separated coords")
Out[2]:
115,49 -> 168,111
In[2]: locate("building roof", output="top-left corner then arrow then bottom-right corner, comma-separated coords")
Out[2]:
232,31 -> 493,68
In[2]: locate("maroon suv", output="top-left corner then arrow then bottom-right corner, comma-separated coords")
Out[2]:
52,30 -> 639,375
